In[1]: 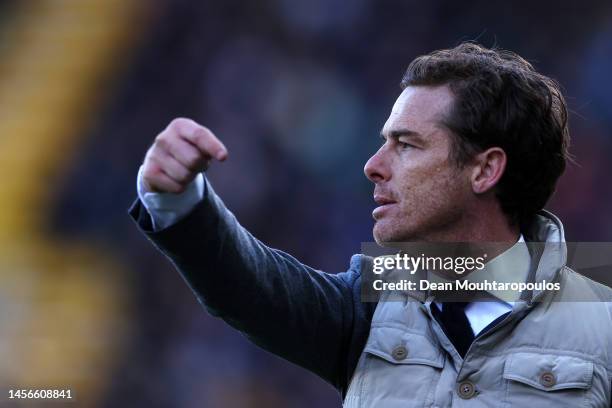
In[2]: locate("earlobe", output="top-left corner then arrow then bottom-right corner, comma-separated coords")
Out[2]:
471,148 -> 507,194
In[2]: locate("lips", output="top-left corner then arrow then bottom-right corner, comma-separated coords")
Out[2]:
372,193 -> 397,219
374,194 -> 396,206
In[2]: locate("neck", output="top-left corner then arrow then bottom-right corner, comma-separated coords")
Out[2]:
412,207 -> 521,275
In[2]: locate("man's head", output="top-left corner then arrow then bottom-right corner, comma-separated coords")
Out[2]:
365,42 -> 570,244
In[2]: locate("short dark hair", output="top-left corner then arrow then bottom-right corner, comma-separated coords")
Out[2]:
401,42 -> 570,225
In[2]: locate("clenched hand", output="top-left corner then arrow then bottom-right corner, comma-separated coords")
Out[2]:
141,118 -> 228,193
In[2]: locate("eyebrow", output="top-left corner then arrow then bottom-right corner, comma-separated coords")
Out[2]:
379,128 -> 424,142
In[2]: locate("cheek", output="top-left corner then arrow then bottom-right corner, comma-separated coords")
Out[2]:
395,162 -> 446,198
398,165 -> 467,211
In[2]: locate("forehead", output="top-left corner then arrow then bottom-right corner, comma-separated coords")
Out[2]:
382,85 -> 454,135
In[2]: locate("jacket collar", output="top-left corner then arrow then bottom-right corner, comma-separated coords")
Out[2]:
520,210 -> 567,302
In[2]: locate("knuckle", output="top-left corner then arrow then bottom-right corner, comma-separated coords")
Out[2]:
169,117 -> 188,129
152,166 -> 165,177
141,162 -> 155,176
145,153 -> 162,168
142,165 -> 160,181
199,125 -> 212,135
168,117 -> 196,134
192,131 -> 209,150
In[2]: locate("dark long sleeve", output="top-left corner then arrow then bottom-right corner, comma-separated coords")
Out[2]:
128,180 -> 372,393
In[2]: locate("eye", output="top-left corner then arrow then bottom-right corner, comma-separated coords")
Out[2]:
398,140 -> 414,149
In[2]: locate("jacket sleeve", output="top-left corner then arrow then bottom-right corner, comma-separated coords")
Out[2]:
128,179 -> 362,390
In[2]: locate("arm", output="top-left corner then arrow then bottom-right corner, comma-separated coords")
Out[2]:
129,118 -> 361,390
129,180 -> 360,389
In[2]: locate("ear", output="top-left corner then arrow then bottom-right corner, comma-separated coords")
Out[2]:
470,147 -> 507,194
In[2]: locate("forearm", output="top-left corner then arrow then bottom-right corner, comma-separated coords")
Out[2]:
129,179 -> 356,387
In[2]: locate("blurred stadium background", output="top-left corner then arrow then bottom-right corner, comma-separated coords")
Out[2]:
0,0 -> 611,406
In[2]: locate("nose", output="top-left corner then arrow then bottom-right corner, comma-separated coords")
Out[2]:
364,147 -> 390,183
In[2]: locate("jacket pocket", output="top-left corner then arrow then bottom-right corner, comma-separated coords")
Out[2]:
348,325 -> 444,408
502,352 -> 593,407
364,325 -> 445,368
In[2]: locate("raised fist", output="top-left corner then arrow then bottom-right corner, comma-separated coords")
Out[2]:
141,118 -> 227,193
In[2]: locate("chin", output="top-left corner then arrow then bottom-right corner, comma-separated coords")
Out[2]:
373,223 -> 403,246
372,233 -> 388,246
373,219 -> 418,246
372,222 -> 386,244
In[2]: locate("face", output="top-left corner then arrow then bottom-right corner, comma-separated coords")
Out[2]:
364,85 -> 474,243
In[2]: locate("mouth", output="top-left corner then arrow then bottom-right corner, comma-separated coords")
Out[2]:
372,194 -> 397,219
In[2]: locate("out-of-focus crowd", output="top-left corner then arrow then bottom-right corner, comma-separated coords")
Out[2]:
1,0 -> 611,406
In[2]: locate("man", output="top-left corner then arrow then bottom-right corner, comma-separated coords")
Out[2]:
130,43 -> 612,407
